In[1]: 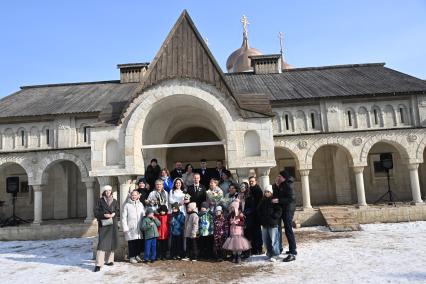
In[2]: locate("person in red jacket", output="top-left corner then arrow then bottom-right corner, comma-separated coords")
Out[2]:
155,205 -> 170,260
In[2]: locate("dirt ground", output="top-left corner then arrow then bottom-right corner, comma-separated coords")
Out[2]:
125,229 -> 354,284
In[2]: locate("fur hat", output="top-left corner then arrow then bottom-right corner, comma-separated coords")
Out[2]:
146,207 -> 154,215
158,205 -> 168,213
187,202 -> 197,211
101,185 -> 112,193
215,206 -> 223,212
229,199 -> 240,214
279,170 -> 291,180
171,202 -> 180,210
201,202 -> 209,209
264,184 -> 273,194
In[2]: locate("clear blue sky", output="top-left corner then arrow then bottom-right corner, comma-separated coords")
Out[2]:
1,0 -> 425,98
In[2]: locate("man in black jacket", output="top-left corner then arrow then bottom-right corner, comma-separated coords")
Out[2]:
272,170 -> 297,262
145,159 -> 161,189
196,159 -> 211,187
170,161 -> 184,180
186,173 -> 207,210
248,176 -> 264,255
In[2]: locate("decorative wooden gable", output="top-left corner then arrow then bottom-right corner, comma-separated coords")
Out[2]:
119,10 -> 271,123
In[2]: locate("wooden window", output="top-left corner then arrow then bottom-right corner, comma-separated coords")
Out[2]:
347,111 -> 352,126
284,114 -> 290,130
399,107 -> 405,123
46,129 -> 50,145
21,130 -> 25,146
373,109 -> 379,125
83,127 -> 89,143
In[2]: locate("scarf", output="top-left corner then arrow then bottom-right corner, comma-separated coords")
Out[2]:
103,195 -> 113,206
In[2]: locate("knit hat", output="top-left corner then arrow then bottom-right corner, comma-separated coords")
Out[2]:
187,202 -> 197,211
146,207 -> 154,215
215,206 -> 223,212
201,202 -> 209,209
158,205 -> 168,213
279,170 -> 291,180
138,177 -> 146,184
171,202 -> 180,210
264,184 -> 273,194
229,199 -> 240,214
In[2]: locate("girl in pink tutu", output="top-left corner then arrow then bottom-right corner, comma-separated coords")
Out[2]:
222,199 -> 251,263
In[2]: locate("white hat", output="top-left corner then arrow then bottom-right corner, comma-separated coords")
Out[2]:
102,185 -> 112,193
264,185 -> 273,194
216,206 -> 223,212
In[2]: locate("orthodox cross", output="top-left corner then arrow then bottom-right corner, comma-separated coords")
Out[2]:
278,32 -> 284,56
241,15 -> 249,38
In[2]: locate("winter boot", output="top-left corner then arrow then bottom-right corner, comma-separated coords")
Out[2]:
93,266 -> 100,272
283,254 -> 296,262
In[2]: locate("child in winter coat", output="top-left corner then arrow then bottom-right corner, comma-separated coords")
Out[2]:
141,207 -> 160,263
223,199 -> 251,263
170,202 -> 185,259
213,205 -> 229,261
198,202 -> 214,259
182,202 -> 199,261
257,185 -> 283,262
155,205 -> 170,260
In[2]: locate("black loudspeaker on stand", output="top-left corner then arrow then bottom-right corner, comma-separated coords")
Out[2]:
1,177 -> 29,227
374,153 -> 399,205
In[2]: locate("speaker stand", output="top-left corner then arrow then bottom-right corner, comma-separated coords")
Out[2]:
374,169 -> 399,206
1,193 -> 29,228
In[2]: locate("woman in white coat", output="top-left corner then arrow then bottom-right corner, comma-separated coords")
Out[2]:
121,190 -> 145,263
169,178 -> 186,216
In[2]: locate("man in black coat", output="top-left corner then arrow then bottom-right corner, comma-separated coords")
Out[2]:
272,170 -> 297,262
145,159 -> 161,189
248,176 -> 264,255
186,173 -> 207,210
196,159 -> 211,188
170,161 -> 184,180
211,160 -> 226,181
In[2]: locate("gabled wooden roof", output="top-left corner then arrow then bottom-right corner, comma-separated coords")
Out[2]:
118,10 -> 272,123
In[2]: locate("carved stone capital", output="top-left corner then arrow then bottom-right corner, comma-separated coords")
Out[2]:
352,166 -> 364,174
299,169 -> 310,176
407,163 -> 419,171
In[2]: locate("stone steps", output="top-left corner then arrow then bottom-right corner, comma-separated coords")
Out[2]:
319,207 -> 361,232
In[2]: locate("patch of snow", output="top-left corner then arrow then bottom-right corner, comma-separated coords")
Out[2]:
0,222 -> 425,283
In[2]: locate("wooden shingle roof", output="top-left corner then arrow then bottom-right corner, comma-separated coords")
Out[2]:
226,63 -> 426,102
0,81 -> 139,121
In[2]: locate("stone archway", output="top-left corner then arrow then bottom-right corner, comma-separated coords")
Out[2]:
0,162 -> 33,221
363,141 -> 411,203
123,80 -> 240,174
310,144 -> 356,205
165,127 -> 225,170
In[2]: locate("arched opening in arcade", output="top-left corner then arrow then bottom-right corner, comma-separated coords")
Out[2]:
310,145 -> 356,206
364,142 -> 411,204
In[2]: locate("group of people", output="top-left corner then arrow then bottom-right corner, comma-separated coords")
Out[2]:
93,159 -> 297,272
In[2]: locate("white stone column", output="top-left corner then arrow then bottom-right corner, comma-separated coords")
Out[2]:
299,169 -> 312,210
353,166 -> 367,207
236,168 -> 250,184
408,163 -> 424,205
84,178 -> 96,223
32,185 -> 43,225
256,167 -> 271,191
117,175 -> 134,220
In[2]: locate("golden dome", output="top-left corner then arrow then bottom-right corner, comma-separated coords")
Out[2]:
226,15 -> 263,73
232,38 -> 263,72
281,57 -> 293,70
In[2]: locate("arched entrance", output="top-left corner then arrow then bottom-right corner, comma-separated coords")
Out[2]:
364,142 -> 411,203
166,127 -> 225,170
140,94 -> 227,171
0,162 -> 32,221
41,160 -> 87,220
310,145 -> 355,205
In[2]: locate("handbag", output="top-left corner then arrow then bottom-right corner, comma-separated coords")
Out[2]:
101,218 -> 113,226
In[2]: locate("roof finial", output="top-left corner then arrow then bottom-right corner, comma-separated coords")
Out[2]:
278,32 -> 284,60
241,15 -> 249,39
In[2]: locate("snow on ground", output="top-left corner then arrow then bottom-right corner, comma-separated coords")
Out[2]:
244,222 -> 426,284
0,222 -> 425,284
